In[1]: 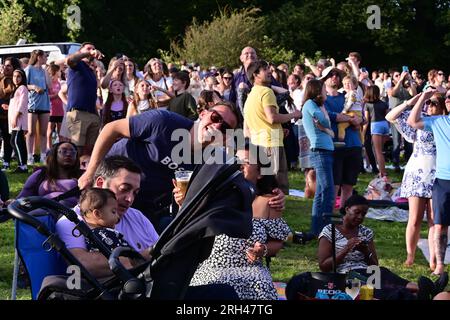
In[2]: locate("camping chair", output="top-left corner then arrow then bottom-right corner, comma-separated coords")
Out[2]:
12,209 -> 68,299
8,197 -> 116,300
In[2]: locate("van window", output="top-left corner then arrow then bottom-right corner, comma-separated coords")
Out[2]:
0,42 -> 80,64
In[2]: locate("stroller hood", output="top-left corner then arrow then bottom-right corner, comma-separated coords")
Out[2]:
153,156 -> 254,258
148,154 -> 255,299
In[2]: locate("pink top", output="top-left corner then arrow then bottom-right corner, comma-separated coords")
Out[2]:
49,79 -> 64,117
8,85 -> 28,133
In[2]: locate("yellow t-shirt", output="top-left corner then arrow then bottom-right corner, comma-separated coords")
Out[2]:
244,85 -> 284,147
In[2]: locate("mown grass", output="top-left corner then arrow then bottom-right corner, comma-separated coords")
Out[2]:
271,169 -> 437,287
0,166 -> 442,300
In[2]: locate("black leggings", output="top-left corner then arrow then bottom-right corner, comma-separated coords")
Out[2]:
0,118 -> 12,163
10,130 -> 27,166
354,266 -> 410,300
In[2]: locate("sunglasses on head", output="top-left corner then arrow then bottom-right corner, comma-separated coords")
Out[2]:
210,110 -> 232,134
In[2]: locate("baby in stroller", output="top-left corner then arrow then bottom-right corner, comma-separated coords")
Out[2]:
79,188 -> 130,253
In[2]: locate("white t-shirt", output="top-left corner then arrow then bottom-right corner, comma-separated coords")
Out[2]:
147,76 -> 173,103
290,88 -> 304,124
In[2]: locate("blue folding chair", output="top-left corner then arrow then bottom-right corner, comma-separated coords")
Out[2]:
13,211 -> 67,299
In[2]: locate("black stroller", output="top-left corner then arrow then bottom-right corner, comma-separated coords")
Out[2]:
7,157 -> 255,300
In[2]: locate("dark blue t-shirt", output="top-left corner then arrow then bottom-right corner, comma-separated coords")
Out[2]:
324,93 -> 362,148
67,61 -> 97,113
107,110 -> 195,209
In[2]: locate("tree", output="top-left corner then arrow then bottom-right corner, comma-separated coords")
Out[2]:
170,8 -> 265,69
266,0 -> 450,72
0,0 -> 34,45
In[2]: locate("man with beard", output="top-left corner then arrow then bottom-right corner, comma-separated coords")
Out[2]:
243,60 -> 301,194
321,66 -> 363,209
57,156 -> 158,276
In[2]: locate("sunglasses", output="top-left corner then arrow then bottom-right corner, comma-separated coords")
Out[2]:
425,99 -> 439,107
329,72 -> 340,77
446,95 -> 450,100
210,110 -> 232,134
438,72 -> 444,76
223,76 -> 232,80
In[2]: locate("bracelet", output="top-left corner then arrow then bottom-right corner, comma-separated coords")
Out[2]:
367,252 -> 373,260
262,244 -> 268,257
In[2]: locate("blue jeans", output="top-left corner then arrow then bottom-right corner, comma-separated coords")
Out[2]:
310,149 -> 335,236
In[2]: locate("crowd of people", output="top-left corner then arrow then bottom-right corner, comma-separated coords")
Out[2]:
1,42 -> 450,300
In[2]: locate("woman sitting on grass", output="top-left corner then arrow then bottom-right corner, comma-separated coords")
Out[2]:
17,141 -> 82,207
318,194 -> 448,300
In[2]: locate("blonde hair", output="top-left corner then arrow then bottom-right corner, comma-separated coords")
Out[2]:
343,75 -> 358,88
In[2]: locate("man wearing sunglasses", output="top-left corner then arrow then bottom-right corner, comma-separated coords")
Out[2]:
408,88 -> 450,276
78,102 -> 242,232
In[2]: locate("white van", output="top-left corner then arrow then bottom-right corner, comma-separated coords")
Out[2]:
0,42 -> 80,64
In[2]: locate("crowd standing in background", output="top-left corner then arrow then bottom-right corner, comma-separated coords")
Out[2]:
1,43 -> 450,300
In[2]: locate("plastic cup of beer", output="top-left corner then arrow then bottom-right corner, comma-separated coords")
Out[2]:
359,285 -> 374,300
175,170 -> 193,198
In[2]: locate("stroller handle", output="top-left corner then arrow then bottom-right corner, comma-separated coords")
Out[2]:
109,247 -> 146,300
7,197 -> 60,236
9,196 -> 79,221
109,247 -> 145,282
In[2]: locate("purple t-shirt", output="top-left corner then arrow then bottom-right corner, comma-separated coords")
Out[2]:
18,168 -> 79,208
56,205 -> 159,252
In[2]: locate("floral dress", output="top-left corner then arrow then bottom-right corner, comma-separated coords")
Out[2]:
395,110 -> 436,198
190,217 -> 291,300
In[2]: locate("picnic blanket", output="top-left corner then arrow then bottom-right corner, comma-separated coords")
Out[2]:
273,282 -> 287,300
289,189 -> 305,198
366,207 -> 410,223
418,237 -> 450,264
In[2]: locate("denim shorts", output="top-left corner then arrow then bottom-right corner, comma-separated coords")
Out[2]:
433,178 -> 450,225
370,121 -> 390,136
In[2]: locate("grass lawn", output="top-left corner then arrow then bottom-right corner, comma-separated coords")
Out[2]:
0,166 -> 443,300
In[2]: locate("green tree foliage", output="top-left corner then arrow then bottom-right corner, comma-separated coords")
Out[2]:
170,8 -> 264,69
2,0 -> 448,71
259,35 -> 296,67
266,0 -> 450,71
0,0 -> 34,45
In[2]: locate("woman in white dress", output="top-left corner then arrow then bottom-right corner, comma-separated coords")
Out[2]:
386,91 -> 447,271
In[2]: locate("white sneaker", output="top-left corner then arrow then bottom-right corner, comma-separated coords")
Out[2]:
27,156 -> 34,166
